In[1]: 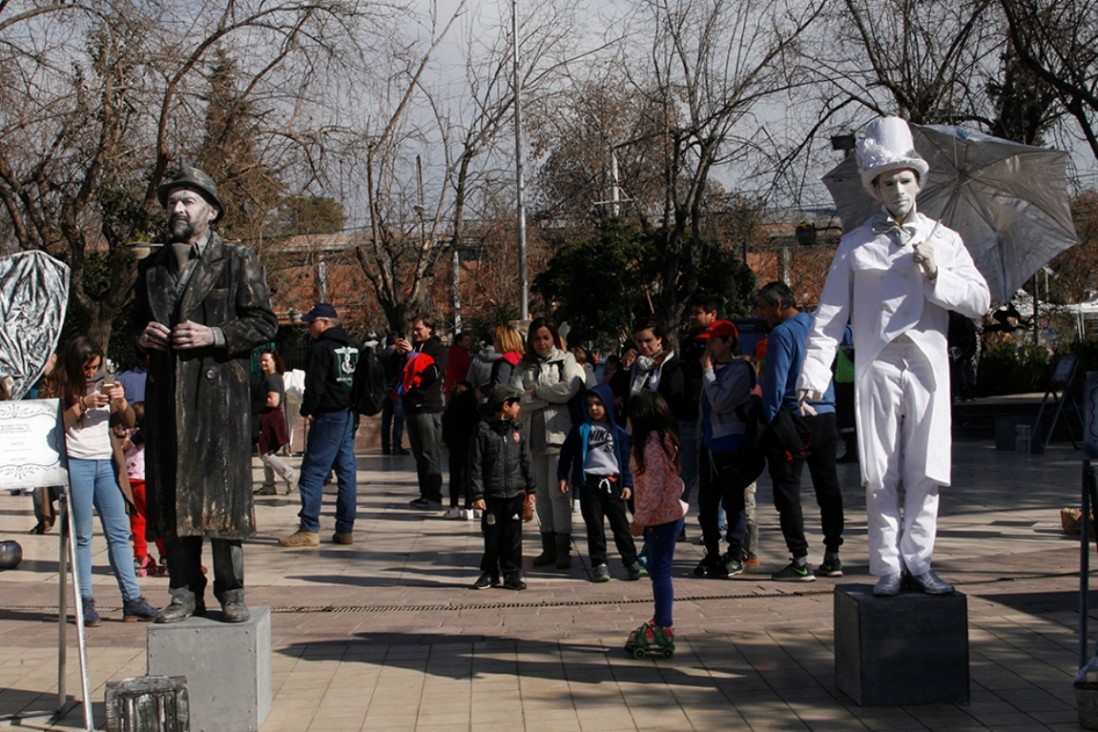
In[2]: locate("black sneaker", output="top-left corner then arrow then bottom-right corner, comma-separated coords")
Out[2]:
694,553 -> 728,579
722,552 -> 744,577
815,557 -> 843,578
502,574 -> 527,591
771,561 -> 816,582
470,572 -> 497,590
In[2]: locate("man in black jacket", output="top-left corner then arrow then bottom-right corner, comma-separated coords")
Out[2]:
395,315 -> 448,509
279,303 -> 359,548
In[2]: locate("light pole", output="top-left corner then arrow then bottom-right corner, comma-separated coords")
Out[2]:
512,0 -> 528,320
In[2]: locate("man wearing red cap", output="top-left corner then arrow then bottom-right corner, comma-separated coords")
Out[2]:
135,163 -> 277,623
799,117 -> 990,597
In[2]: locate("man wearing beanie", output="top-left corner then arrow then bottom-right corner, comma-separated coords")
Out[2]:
798,117 -> 990,597
279,303 -> 360,548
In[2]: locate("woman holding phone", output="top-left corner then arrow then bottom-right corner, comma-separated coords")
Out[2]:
55,336 -> 158,626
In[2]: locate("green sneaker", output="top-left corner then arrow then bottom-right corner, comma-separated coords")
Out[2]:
592,563 -> 611,583
815,557 -> 843,578
771,561 -> 816,582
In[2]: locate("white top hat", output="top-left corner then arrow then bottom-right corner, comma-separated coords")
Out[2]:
856,116 -> 929,198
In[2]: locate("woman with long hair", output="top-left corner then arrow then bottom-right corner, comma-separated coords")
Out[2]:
254,349 -> 296,495
56,336 -> 158,626
519,317 -> 585,570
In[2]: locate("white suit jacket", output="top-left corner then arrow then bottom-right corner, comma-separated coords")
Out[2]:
797,210 -> 990,485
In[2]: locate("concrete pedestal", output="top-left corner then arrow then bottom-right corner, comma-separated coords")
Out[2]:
147,606 -> 271,732
835,585 -> 969,706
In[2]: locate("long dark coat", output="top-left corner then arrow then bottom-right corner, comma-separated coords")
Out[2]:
134,234 -> 277,540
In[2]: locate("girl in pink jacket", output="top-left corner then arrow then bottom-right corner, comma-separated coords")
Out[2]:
625,391 -> 689,657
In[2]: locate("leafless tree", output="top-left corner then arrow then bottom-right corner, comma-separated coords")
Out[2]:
1000,0 -> 1098,163
0,0 -> 387,346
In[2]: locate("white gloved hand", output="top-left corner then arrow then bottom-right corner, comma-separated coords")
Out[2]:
913,241 -> 938,280
797,388 -> 821,417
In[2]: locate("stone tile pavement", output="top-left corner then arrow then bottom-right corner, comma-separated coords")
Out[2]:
0,438 -> 1095,730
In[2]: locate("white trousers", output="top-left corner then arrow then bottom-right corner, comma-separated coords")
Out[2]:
862,339 -> 940,578
532,452 -> 572,535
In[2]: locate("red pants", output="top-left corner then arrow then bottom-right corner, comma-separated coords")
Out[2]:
128,479 -> 166,560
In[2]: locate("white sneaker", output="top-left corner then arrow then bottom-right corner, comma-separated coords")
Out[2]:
443,506 -> 464,519
460,508 -> 474,521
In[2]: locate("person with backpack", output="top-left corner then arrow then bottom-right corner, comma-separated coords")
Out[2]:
278,303 -> 359,548
396,316 -> 448,509
694,320 -> 757,579
755,281 -> 844,582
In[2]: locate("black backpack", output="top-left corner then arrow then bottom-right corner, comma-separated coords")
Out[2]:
724,360 -> 767,490
352,345 -> 388,417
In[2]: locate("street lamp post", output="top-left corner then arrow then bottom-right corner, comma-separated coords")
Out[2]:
512,0 -> 528,321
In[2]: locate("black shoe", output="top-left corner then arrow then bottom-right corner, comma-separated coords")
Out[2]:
908,569 -> 954,595
471,572 -> 497,590
873,573 -> 903,597
694,553 -> 727,579
394,448 -> 410,456
502,574 -> 527,591
382,447 -> 392,455
723,553 -> 744,577
815,557 -> 844,578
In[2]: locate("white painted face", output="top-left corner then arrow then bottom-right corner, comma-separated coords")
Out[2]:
874,168 -> 920,222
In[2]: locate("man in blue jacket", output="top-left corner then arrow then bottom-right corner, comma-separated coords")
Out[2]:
756,282 -> 844,582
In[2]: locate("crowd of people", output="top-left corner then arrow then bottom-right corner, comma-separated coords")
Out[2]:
14,115 -> 992,649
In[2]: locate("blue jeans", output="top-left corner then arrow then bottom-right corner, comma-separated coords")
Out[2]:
69,458 -> 140,601
298,410 -> 357,534
646,517 -> 684,628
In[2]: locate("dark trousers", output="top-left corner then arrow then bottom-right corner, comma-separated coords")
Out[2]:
579,475 -> 638,567
448,450 -> 470,508
698,446 -> 747,559
165,536 -> 244,603
381,396 -> 404,451
480,495 -> 525,577
766,411 -> 845,559
406,410 -> 443,502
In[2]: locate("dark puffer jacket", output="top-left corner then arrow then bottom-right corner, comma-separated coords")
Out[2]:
468,416 -> 535,501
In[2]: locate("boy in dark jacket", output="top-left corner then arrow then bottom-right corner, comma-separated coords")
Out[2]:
557,384 -> 646,582
470,385 -> 536,590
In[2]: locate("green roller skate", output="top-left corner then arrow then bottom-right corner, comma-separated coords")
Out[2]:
624,620 -> 675,659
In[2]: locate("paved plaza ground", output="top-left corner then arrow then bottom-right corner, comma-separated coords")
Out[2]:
0,434 -> 1094,730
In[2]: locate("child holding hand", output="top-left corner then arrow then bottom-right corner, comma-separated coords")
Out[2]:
624,390 -> 688,657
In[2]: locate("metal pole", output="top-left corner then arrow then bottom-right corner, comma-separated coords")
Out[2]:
452,246 -> 462,332
512,0 -> 529,320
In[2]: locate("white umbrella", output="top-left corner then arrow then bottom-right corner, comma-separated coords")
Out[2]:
823,124 -> 1078,303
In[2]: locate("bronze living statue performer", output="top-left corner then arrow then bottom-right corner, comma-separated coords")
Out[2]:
135,163 -> 277,623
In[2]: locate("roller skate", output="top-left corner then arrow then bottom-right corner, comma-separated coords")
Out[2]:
134,556 -> 151,578
624,620 -> 675,659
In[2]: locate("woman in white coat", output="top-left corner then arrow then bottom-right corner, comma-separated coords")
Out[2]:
520,317 -> 585,570
798,117 -> 990,597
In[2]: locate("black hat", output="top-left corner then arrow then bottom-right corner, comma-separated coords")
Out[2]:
157,163 -> 223,221
488,385 -> 523,413
301,303 -> 338,323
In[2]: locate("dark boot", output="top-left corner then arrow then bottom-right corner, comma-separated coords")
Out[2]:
156,587 -> 202,624
555,533 -> 572,570
532,531 -> 556,567
219,588 -> 250,623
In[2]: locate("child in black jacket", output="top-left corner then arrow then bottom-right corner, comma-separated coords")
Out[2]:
469,385 -> 536,590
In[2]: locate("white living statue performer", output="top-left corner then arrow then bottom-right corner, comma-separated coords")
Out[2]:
797,117 -> 991,597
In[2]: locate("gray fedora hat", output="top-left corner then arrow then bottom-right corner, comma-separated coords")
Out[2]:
157,162 -> 223,221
